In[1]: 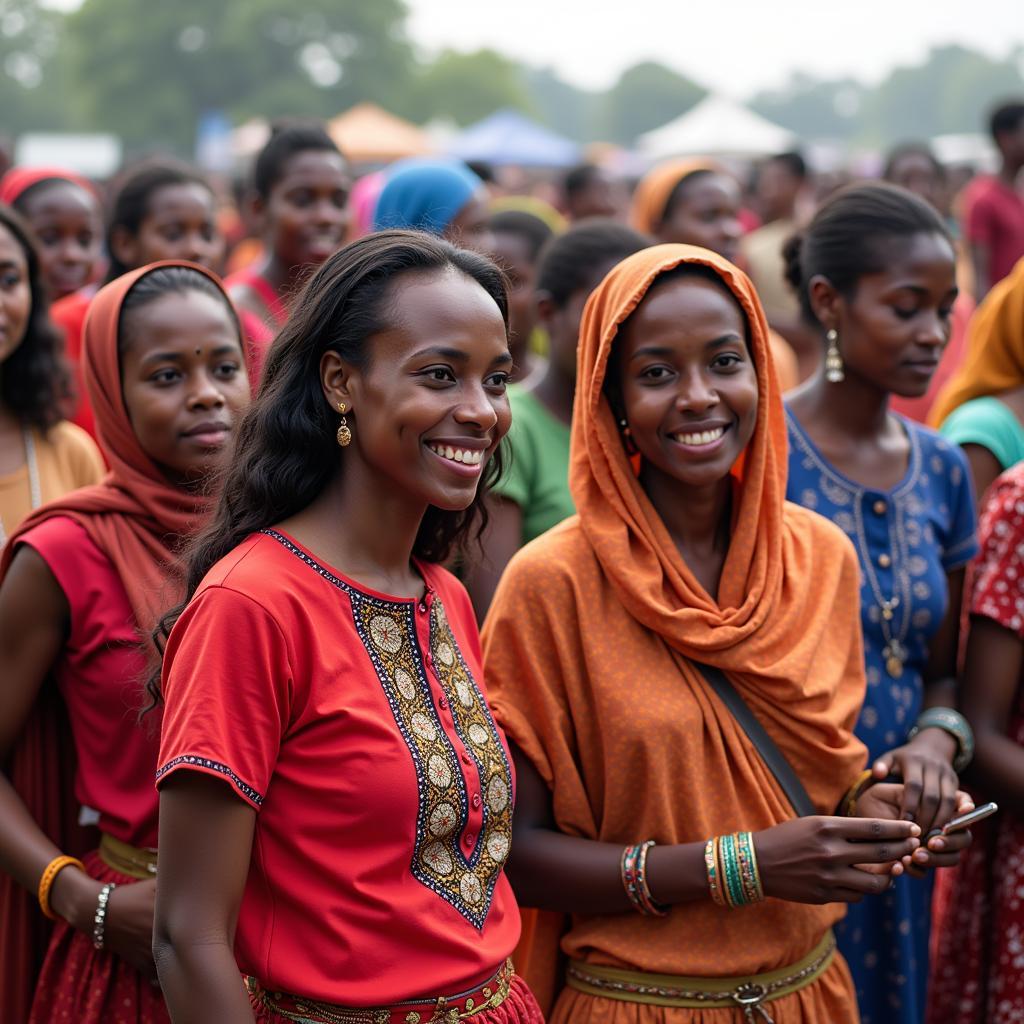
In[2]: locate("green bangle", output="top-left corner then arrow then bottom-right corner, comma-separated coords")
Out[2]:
909,707 -> 974,774
720,833 -> 747,909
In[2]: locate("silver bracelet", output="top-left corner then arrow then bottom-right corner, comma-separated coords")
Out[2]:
92,882 -> 116,950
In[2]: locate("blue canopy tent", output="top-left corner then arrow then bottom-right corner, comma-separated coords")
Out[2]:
446,109 -> 581,168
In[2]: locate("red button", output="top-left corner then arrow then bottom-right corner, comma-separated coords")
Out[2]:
472,793 -> 481,808
438,696 -> 448,710
465,834 -> 475,846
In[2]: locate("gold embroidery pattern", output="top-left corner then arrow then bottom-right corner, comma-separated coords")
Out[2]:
262,531 -> 510,930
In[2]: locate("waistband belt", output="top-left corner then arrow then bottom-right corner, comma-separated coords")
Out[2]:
246,958 -> 515,1024
566,930 -> 836,1023
98,833 -> 157,880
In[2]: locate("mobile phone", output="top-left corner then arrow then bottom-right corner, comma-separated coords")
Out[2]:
942,802 -> 998,835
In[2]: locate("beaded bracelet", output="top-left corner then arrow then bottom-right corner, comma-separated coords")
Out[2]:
37,855 -> 86,921
908,707 -> 975,774
704,837 -> 726,907
720,833 -> 746,909
92,882 -> 117,950
620,841 -> 670,917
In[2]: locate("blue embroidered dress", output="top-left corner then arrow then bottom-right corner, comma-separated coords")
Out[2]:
785,409 -> 977,1024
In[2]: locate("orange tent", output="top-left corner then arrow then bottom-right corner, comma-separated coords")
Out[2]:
327,103 -> 434,164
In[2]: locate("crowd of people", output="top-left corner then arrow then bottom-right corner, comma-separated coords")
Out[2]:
1,96 -> 1024,1024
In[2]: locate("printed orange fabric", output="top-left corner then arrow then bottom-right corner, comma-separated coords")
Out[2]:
482,245 -> 868,1020
929,255 -> 1024,427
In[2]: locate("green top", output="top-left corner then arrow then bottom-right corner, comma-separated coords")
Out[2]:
939,395 -> 1024,471
494,385 -> 574,544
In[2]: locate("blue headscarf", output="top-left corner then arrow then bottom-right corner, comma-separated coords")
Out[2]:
372,158 -> 483,235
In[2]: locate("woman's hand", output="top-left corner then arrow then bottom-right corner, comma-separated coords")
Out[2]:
871,728 -> 959,835
103,880 -> 158,979
50,867 -> 156,979
754,816 -> 920,905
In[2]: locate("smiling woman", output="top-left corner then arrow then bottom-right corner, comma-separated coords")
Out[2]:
151,230 -> 543,1024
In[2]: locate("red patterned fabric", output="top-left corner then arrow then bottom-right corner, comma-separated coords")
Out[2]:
28,851 -> 168,1024
928,463 -> 1024,1022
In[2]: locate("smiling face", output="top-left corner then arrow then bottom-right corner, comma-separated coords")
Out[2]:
19,181 -> 102,300
0,224 -> 32,367
659,173 -> 743,264
113,183 -> 224,273
332,268 -> 512,513
614,271 -> 758,493
810,231 -> 957,398
263,150 -> 351,271
119,288 -> 250,488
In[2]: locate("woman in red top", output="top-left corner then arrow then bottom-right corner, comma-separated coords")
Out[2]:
226,121 -> 351,380
154,230 -> 541,1023
51,159 -> 227,438
0,261 -> 250,1023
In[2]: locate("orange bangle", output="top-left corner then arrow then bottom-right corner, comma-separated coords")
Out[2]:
38,855 -> 85,921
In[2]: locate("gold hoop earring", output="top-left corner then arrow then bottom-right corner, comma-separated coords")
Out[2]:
824,329 -> 845,383
336,401 -> 352,447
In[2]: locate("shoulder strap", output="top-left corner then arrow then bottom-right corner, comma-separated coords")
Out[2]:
694,660 -> 816,818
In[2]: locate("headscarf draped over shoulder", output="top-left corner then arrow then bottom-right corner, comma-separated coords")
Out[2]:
929,256 -> 1024,427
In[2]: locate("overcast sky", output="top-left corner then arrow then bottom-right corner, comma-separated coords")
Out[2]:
406,0 -> 1024,96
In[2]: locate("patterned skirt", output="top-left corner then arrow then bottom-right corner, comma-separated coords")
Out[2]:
28,849 -> 168,1024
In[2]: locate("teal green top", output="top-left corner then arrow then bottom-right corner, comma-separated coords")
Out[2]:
939,396 -> 1024,471
493,386 -> 574,544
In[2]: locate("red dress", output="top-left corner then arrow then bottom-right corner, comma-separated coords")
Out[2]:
928,463 -> 1024,1023
15,516 -> 167,1024
157,530 -> 535,1016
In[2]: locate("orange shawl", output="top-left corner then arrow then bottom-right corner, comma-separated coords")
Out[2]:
630,158 -> 719,235
929,255 -> 1024,428
482,245 -> 866,1017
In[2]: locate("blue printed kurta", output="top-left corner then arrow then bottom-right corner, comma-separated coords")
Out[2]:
785,409 -> 977,1024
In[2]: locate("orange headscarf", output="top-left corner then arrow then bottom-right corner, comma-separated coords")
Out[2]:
483,245 -> 866,1015
1,259 -> 242,631
630,158 -> 720,235
928,256 -> 1024,428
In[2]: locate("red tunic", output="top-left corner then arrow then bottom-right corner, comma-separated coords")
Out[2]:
224,267 -> 288,384
157,530 -> 521,1005
18,515 -> 159,846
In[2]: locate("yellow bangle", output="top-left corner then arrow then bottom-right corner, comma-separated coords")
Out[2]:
38,855 -> 85,921
843,769 -> 875,817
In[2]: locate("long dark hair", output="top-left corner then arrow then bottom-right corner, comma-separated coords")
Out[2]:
148,230 -> 509,704
0,203 -> 69,432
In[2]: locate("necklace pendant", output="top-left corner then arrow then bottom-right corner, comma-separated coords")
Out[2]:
884,641 -> 906,678
882,607 -> 894,621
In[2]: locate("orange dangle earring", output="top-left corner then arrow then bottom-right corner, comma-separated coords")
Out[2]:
336,402 -> 352,447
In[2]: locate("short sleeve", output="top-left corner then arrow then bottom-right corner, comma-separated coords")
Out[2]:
939,399 -> 1023,471
938,438 -> 979,571
970,477 -> 1024,637
156,585 -> 293,809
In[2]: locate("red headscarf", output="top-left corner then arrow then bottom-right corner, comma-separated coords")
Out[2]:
0,167 -> 99,207
0,260 -> 244,1023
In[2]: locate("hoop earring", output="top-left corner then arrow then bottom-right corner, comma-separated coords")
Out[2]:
824,329 -> 845,383
619,417 -> 639,456
336,401 -> 352,447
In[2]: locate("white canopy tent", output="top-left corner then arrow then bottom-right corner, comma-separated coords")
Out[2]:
637,95 -> 797,160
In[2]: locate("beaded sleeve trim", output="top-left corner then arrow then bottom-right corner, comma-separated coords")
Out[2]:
155,755 -> 264,806
261,529 -> 512,930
